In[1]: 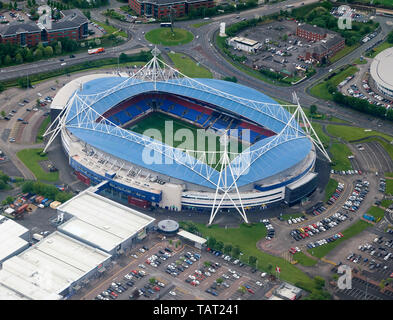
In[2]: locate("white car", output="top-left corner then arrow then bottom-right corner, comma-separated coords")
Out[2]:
138,264 -> 146,269
222,274 -> 229,279
131,254 -> 138,258
151,263 -> 158,267
205,272 -> 211,277
169,291 -> 176,296
256,281 -> 263,286
124,273 -> 133,280
158,282 -> 165,287
208,267 -> 216,273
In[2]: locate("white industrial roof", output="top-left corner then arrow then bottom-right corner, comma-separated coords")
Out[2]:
370,47 -> 393,93
177,230 -> 207,245
0,269 -> 61,300
50,74 -> 113,110
0,216 -> 29,263
0,231 -> 110,299
0,283 -> 28,300
231,36 -> 259,47
57,190 -> 155,252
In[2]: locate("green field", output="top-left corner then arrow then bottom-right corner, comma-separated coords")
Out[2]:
309,66 -> 359,100
326,125 -> 393,143
312,122 -> 330,148
145,28 -> 194,46
16,148 -> 59,182
386,180 -> 393,195
188,222 -> 316,291
324,178 -> 339,202
191,21 -> 213,28
129,112 -> 245,168
36,115 -> 51,143
308,220 -> 370,258
168,52 -> 212,78
381,199 -> 393,208
281,212 -> 303,221
329,44 -> 359,64
367,41 -> 393,58
330,143 -> 353,171
366,206 -> 385,221
92,20 -> 127,38
293,252 -> 318,267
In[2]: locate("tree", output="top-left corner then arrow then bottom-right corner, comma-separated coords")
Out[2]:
216,278 -> 223,284
237,286 -> 246,295
4,196 -> 14,205
232,246 -> 240,258
249,256 -> 257,267
224,244 -> 232,254
313,276 -> 325,290
4,55 -> 12,65
149,277 -> 156,285
0,110 -> 6,118
55,41 -> 62,55
216,241 -> 224,251
33,48 -> 43,60
13,1 -> 17,10
44,46 -> 54,57
310,104 -> 317,115
206,236 -> 216,249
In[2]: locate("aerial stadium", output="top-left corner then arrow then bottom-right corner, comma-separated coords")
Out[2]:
45,48 -> 330,224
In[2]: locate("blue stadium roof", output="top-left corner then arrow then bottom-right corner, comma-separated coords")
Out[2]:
66,77 -> 312,189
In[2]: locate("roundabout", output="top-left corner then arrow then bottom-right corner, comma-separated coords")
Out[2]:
145,27 -> 194,46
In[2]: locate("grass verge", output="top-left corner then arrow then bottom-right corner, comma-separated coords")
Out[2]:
293,252 -> 318,267
145,28 -> 194,46
36,115 -> 51,143
308,220 -> 370,258
309,65 -> 359,100
167,52 -> 212,78
16,148 -> 59,182
366,206 -> 385,221
324,178 -> 338,202
330,143 -> 352,171
183,222 -> 316,291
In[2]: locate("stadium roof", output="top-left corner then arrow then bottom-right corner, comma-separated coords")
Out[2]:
57,190 -> 155,252
370,47 -> 393,93
64,77 -> 311,189
0,216 -> 29,263
0,231 -> 110,299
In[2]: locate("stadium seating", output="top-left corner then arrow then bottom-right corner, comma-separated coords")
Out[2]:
100,93 -> 276,146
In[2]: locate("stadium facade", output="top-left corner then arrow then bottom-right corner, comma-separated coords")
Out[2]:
370,47 -> 393,98
46,49 -> 329,224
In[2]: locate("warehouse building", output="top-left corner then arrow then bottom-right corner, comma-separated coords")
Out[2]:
0,231 -> 111,300
57,188 -> 156,255
0,216 -> 30,265
227,36 -> 262,53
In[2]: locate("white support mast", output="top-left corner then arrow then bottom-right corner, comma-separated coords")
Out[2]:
209,132 -> 248,225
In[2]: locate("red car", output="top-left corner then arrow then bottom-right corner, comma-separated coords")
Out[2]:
110,291 -> 118,298
338,232 -> 343,237
304,233 -> 309,237
247,288 -> 255,294
153,286 -> 160,291
300,233 -> 305,239
131,270 -> 138,275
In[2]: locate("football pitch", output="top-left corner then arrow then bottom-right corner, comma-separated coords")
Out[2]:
128,112 -> 247,168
